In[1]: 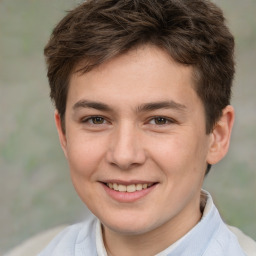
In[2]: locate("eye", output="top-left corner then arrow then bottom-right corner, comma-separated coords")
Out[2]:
149,116 -> 174,125
82,116 -> 107,125
91,116 -> 105,124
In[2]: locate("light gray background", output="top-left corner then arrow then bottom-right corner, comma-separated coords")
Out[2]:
0,0 -> 255,254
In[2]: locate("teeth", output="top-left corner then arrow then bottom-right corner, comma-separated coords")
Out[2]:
118,184 -> 127,192
136,184 -> 143,191
142,184 -> 148,189
107,183 -> 152,192
113,183 -> 118,190
127,184 -> 136,192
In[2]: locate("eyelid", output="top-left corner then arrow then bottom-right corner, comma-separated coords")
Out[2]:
81,115 -> 109,125
80,115 -> 176,126
147,116 -> 177,125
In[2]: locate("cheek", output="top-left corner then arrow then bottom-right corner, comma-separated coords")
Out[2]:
149,133 -> 208,176
65,136 -> 105,178
65,137 -> 106,207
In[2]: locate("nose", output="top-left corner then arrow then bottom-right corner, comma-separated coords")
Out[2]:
106,122 -> 147,170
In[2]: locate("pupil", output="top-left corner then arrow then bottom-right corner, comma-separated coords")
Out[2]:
156,117 -> 166,124
93,117 -> 103,124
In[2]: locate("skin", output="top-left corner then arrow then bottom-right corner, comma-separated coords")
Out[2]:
55,45 -> 234,256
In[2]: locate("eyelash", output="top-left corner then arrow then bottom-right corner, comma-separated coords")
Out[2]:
148,116 -> 176,126
81,116 -> 176,126
81,116 -> 108,125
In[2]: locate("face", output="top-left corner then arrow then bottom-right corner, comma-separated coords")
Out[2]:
55,45 -> 231,238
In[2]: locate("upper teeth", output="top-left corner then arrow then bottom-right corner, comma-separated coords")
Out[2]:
107,183 -> 152,192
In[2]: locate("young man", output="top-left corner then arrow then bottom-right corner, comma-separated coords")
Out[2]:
39,0 -> 255,255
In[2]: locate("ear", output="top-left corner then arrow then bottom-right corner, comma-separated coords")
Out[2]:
207,105 -> 235,165
54,110 -> 68,158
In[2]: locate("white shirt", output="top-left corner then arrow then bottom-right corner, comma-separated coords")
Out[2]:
38,191 -> 248,256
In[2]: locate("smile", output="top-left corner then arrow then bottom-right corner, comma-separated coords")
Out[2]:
102,181 -> 158,202
106,183 -> 154,193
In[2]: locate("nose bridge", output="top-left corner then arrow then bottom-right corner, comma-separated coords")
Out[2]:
107,121 -> 145,169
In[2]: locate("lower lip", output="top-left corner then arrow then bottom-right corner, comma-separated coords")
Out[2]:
102,183 -> 157,203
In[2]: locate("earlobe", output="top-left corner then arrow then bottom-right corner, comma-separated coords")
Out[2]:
54,110 -> 68,158
207,105 -> 235,165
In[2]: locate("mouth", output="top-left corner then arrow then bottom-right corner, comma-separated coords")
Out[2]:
100,179 -> 158,202
105,182 -> 155,193
101,181 -> 158,202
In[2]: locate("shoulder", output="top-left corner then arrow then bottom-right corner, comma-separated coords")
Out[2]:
4,216 -> 98,256
4,225 -> 67,256
201,222 -> 244,256
38,215 -> 98,256
228,225 -> 256,256
203,222 -> 256,256
201,191 -> 256,256
199,192 -> 253,256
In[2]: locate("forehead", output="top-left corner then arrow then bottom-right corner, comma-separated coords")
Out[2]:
74,45 -> 195,82
68,45 -> 201,111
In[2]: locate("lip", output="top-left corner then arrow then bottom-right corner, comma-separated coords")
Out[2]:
100,181 -> 158,203
101,179 -> 155,186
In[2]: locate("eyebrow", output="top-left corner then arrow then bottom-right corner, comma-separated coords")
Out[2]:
73,100 -> 112,111
136,101 -> 187,112
72,100 -> 186,113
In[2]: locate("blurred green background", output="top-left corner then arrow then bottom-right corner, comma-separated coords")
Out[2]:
0,0 -> 255,254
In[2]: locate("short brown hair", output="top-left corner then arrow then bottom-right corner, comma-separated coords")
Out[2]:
44,0 -> 235,135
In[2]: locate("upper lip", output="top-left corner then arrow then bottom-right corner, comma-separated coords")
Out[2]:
100,179 -> 158,185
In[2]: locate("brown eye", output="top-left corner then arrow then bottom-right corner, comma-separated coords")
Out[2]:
91,117 -> 105,124
154,117 -> 168,125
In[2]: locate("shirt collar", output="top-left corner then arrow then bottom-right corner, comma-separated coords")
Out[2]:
96,219 -> 108,256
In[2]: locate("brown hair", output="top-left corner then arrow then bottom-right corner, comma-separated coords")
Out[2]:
44,0 -> 235,135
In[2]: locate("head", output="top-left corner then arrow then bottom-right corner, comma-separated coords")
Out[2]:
45,0 -> 235,134
44,0 -> 235,250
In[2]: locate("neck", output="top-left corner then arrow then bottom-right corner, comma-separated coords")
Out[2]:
102,194 -> 203,256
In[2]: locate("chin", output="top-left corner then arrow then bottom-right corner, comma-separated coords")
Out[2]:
100,212 -> 160,235
104,222 -> 151,235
